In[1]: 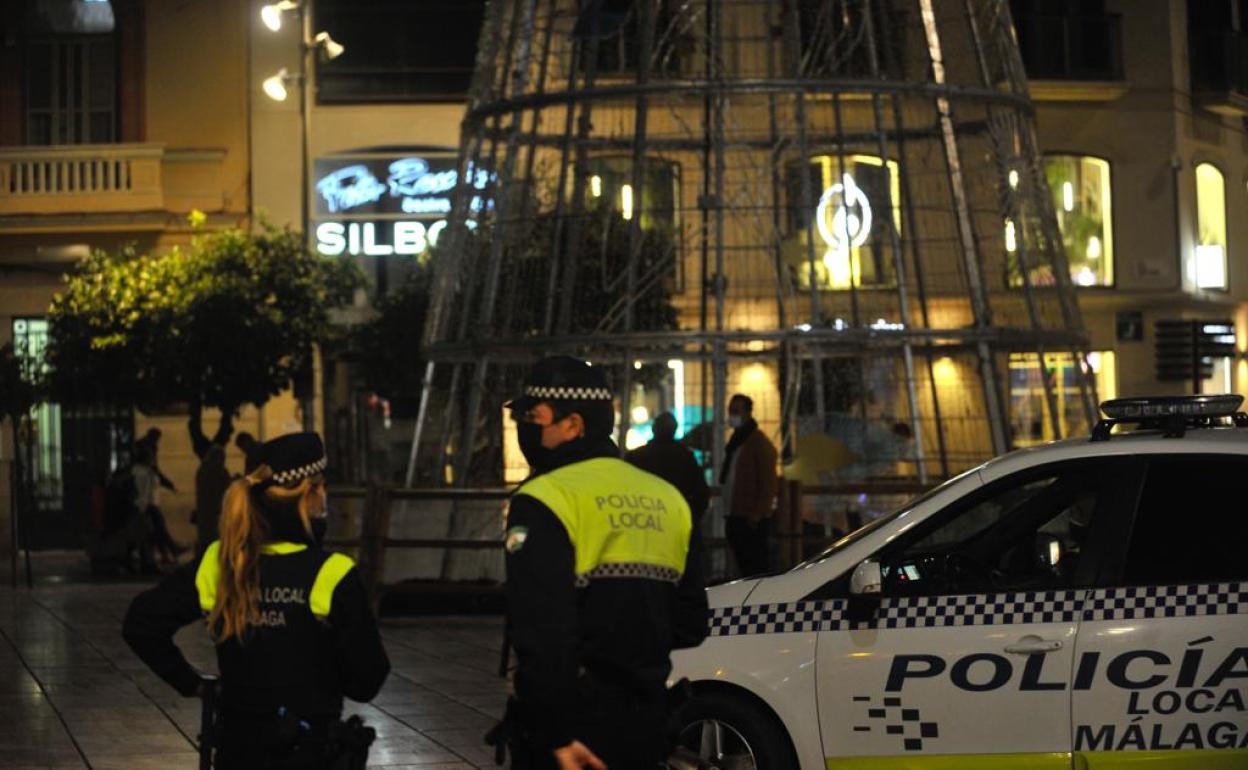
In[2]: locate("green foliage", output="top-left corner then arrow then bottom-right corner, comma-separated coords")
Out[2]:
45,225 -> 362,417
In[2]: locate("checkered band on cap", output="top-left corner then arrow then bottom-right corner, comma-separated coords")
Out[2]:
524,385 -> 613,402
269,456 -> 327,486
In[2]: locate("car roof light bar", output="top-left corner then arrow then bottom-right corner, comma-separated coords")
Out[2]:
1091,394 -> 1248,441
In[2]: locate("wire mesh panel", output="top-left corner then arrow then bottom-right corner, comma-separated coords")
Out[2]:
413,0 -> 1096,492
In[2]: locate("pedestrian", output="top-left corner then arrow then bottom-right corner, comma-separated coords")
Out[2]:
123,432 -> 389,770
134,443 -> 187,566
626,411 -> 709,520
136,427 -> 177,492
489,356 -> 708,770
721,394 -> 778,577
194,443 -> 231,555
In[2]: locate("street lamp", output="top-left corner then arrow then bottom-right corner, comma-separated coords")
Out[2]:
261,68 -> 294,102
260,0 -> 298,32
259,0 -> 344,432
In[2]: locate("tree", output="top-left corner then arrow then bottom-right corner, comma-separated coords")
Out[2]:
45,220 -> 362,453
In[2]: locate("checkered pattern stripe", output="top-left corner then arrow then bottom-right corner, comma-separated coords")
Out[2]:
525,385 -> 613,402
709,590 -> 1084,637
1084,582 -> 1247,622
270,456 -> 327,486
575,562 -> 682,587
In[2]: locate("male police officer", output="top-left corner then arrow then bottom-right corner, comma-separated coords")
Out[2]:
499,356 -> 708,770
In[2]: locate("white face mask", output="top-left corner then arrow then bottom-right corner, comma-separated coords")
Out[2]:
728,415 -> 743,429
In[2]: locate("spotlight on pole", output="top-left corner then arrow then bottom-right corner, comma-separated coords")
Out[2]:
260,0 -> 299,32
262,68 -> 292,102
314,31 -> 345,61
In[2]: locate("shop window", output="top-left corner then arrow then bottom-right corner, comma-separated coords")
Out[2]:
1194,162 -> 1228,290
1045,155 -> 1113,287
784,154 -> 900,290
1008,351 -> 1114,447
582,156 -> 679,234
12,318 -> 62,509
316,1 -> 487,102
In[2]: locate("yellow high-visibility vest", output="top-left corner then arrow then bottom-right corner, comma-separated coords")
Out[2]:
513,457 -> 692,585
195,541 -> 354,620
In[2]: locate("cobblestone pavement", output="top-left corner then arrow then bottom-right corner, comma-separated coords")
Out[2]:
0,574 -> 510,769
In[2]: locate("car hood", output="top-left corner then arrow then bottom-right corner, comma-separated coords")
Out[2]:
705,577 -> 763,609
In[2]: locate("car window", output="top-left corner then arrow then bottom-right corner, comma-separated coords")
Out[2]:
880,467 -> 1104,596
1123,456 -> 1248,585
795,473 -> 975,569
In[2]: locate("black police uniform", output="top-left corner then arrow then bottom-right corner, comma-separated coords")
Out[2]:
501,359 -> 709,769
122,437 -> 389,770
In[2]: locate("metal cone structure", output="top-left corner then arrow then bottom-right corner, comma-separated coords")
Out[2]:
411,0 -> 1096,489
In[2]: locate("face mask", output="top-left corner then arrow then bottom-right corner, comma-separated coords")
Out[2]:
517,421 -> 554,472
310,516 -> 328,546
728,415 -> 743,429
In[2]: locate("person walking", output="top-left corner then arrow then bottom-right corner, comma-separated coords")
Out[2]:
123,432 -> 390,770
625,411 -> 709,520
491,356 -> 708,770
194,443 -> 232,555
133,443 -> 186,566
721,394 -> 778,577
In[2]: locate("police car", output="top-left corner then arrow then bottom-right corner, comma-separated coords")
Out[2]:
669,395 -> 1248,770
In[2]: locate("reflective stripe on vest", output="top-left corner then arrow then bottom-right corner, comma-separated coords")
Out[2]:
193,541 -> 353,619
196,541 -> 221,612
514,457 -> 691,582
310,553 -> 355,619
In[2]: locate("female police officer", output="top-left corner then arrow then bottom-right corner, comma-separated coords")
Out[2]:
123,432 -> 390,769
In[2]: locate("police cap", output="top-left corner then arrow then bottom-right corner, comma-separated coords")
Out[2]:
249,432 -> 327,489
508,356 -> 615,437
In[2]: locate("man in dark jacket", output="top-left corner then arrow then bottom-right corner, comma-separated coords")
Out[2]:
626,411 -> 709,520
497,356 -> 708,770
721,394 -> 778,577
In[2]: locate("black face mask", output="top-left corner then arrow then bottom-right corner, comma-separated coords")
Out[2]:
310,516 -> 328,547
517,421 -> 554,472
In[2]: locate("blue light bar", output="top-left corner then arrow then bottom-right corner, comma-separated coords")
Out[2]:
1100,394 -> 1244,421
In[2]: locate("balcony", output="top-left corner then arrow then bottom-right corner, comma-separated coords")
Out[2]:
0,143 -> 165,216
1190,31 -> 1248,116
1013,13 -> 1127,102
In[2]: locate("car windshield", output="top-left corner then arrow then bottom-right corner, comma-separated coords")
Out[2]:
792,473 -> 973,569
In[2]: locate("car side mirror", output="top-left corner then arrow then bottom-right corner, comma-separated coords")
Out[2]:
850,559 -> 883,595
1035,534 -> 1063,570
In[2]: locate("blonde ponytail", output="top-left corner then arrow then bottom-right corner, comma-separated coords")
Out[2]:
207,465 -> 323,642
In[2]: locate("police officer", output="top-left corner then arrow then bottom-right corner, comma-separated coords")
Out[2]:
499,356 -> 709,769
123,432 -> 390,770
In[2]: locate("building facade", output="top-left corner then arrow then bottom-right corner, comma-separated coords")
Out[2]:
1017,0 -> 1248,440
0,0 -> 477,554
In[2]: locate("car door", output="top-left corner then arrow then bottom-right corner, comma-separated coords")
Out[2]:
1072,454 -> 1248,768
815,459 -> 1132,768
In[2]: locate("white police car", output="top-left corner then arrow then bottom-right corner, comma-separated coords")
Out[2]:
670,395 -> 1248,770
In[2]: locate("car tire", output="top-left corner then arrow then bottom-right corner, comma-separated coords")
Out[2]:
669,690 -> 797,770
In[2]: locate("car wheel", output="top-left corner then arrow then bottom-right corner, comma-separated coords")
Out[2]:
669,691 -> 796,770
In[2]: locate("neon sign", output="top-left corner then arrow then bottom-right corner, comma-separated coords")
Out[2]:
313,155 -> 491,217
315,220 -> 449,257
316,165 -> 387,214
814,173 -> 874,288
